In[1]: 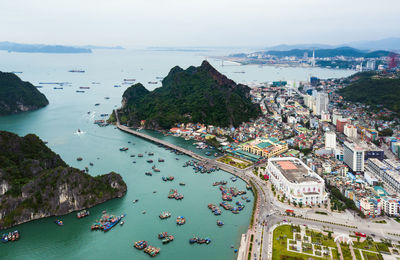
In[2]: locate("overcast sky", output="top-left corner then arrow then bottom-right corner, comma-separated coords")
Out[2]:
1,0 -> 399,48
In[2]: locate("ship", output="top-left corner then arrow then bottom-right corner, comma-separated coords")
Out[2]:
68,69 -> 85,73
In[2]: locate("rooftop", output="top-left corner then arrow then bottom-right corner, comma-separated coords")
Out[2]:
271,158 -> 322,184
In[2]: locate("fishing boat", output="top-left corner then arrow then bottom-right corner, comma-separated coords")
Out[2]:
130,154 -> 136,157
89,162 -> 94,166
158,232 -> 168,239
217,220 -> 224,227
148,152 -> 154,156
144,245 -> 160,257
134,240 -> 148,250
138,154 -> 143,157
1,231 -> 20,243
77,210 -> 90,219
176,216 -> 186,225
80,86 -> 90,89
133,199 -> 139,203
120,147 -> 129,151
179,182 -> 185,186
54,219 -> 64,226
189,237 -> 198,244
246,184 -> 252,190
68,69 -> 85,73
145,172 -> 153,176
230,176 -> 238,182
76,157 -> 83,161
162,235 -> 174,244
159,211 -> 171,219
147,159 -> 153,163
120,221 -> 125,226
152,167 -> 160,172
158,158 -> 164,162
76,90 -> 85,93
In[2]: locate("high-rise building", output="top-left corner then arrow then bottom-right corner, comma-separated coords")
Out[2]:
344,124 -> 358,139
315,92 -> 329,116
321,111 -> 331,122
366,60 -> 376,71
325,132 -> 336,149
336,118 -> 349,133
343,141 -> 365,172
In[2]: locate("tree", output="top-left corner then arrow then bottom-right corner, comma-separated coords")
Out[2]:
299,202 -> 303,208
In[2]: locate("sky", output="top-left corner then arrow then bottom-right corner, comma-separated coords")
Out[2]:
1,0 -> 399,48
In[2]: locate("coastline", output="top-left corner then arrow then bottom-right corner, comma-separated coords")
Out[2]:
113,110 -> 262,260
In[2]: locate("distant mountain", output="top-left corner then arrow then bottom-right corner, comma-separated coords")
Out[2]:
0,71 -> 49,115
82,45 -> 124,50
0,42 -> 91,53
264,37 -> 400,52
262,47 -> 391,58
0,131 -> 127,229
345,37 -> 400,51
264,43 -> 334,51
114,60 -> 261,129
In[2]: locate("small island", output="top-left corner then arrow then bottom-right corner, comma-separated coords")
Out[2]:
0,131 -> 127,229
113,60 -> 261,129
0,71 -> 49,116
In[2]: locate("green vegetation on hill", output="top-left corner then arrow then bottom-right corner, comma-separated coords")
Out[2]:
0,71 -> 49,115
116,60 -> 261,129
338,74 -> 400,114
0,131 -> 127,229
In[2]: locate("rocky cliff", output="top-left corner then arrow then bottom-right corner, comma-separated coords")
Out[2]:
115,60 -> 261,129
0,71 -> 49,116
0,131 -> 127,229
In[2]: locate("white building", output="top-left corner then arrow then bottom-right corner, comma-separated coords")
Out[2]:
344,124 -> 358,139
325,132 -> 336,149
321,111 -> 331,122
315,92 -> 329,116
267,157 -> 327,205
366,60 -> 376,71
380,197 -> 399,217
332,111 -> 342,126
343,141 -> 365,172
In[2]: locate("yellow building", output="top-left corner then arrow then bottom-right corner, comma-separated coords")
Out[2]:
242,137 -> 288,158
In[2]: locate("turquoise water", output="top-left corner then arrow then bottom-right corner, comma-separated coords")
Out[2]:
0,49 -> 354,259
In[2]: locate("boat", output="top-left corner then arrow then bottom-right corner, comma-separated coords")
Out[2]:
114,85 -> 121,88
230,177 -> 238,182
124,79 -> 136,82
145,172 -> 153,176
94,103 -> 100,106
159,211 -> 171,219
142,211 -> 146,214
189,237 -> 198,244
144,245 -> 160,257
246,185 -> 252,190
120,221 -> 125,226
104,97 -> 110,100
80,86 -> 90,89
148,152 -> 154,156
205,152 -> 211,156
152,167 -> 160,172
130,154 -> 136,157
133,199 -> 139,203
77,210 -> 90,219
89,162 -> 94,166
134,240 -> 148,250
68,69 -> 85,73
1,231 -> 20,243
162,235 -> 174,244
158,158 -> 164,162
179,182 -> 185,186
147,159 -> 153,163
217,220 -> 224,227
76,90 -> 85,93
120,147 -> 129,151
158,232 -> 168,239
54,219 -> 64,226
77,157 -> 83,161
176,216 -> 186,225
138,154 -> 143,157
148,81 -> 158,84
53,87 -> 63,89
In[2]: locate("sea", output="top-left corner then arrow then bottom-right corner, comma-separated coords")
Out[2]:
0,49 -> 355,260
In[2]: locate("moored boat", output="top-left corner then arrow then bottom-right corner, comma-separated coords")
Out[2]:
1,231 -> 20,243
134,240 -> 148,250
144,245 -> 160,257
54,219 -> 64,226
176,216 -> 186,225
77,210 -> 90,219
159,211 -> 171,219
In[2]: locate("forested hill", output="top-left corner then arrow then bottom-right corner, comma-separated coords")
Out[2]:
115,60 -> 261,129
338,73 -> 400,113
0,71 -> 49,115
0,131 -> 127,229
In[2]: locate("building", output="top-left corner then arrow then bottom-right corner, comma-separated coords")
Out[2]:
366,60 -> 376,71
267,157 -> 327,205
315,92 -> 329,116
336,118 -> 349,133
242,137 -> 288,159
325,132 -> 336,149
367,158 -> 400,195
344,124 -> 357,139
321,111 -> 331,122
343,141 -> 365,173
380,196 -> 399,217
